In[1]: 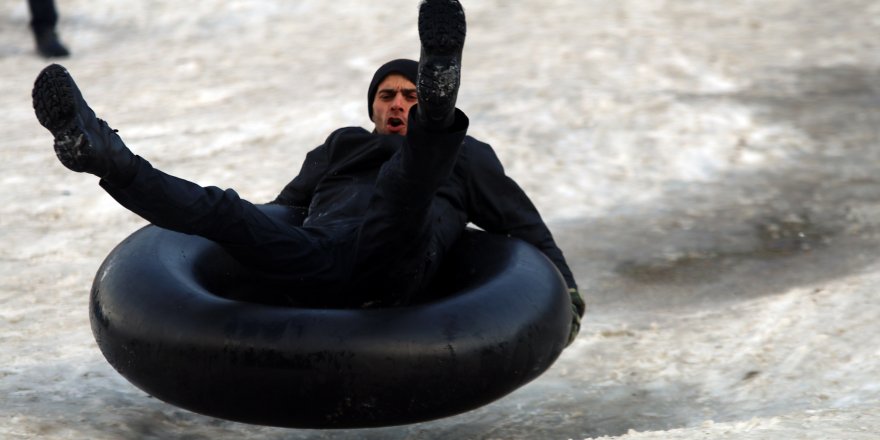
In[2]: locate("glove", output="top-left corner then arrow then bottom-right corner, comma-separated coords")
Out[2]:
567,287 -> 585,346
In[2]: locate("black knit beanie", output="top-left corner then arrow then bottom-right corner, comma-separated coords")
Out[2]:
367,59 -> 418,119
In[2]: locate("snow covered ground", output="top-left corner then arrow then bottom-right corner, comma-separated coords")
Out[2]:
2,0 -> 880,438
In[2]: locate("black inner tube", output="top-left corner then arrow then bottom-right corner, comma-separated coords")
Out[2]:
89,206 -> 571,428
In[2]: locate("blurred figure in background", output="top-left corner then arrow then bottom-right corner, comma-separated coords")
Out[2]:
28,0 -> 69,57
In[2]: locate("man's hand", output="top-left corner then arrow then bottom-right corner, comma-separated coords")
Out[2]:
567,287 -> 585,346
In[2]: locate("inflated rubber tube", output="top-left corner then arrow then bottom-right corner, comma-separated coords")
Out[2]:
89,205 -> 571,428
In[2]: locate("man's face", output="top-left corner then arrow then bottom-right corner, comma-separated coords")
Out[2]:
372,74 -> 417,135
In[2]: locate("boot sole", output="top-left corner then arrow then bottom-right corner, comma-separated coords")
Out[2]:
418,0 -> 466,56
33,64 -> 91,172
417,0 -> 466,124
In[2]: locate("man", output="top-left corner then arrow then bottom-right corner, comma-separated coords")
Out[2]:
32,0 -> 584,343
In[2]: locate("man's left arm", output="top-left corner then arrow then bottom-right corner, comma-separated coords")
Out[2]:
464,140 -> 584,343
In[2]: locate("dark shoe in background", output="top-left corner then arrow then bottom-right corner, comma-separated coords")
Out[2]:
33,27 -> 70,58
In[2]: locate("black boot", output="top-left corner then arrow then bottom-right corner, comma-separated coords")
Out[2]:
416,0 -> 466,131
32,64 -> 138,186
33,28 -> 70,58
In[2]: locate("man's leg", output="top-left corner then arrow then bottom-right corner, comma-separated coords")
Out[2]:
353,0 -> 467,305
353,112 -> 468,305
32,64 -> 340,291
99,160 -> 335,276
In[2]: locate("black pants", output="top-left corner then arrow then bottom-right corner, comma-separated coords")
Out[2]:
100,111 -> 468,306
28,0 -> 58,32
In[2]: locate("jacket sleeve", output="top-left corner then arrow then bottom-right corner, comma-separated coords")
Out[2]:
464,140 -> 578,290
269,143 -> 330,225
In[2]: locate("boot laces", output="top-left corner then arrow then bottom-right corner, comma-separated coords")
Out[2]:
96,118 -> 119,134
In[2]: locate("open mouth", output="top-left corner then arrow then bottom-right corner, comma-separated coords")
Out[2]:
388,117 -> 405,128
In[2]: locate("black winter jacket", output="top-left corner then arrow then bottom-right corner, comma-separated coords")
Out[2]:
273,127 -> 577,290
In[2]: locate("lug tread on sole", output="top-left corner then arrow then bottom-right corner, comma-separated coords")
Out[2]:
32,64 -> 91,172
418,0 -> 466,56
